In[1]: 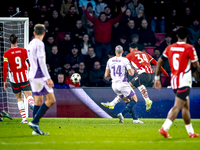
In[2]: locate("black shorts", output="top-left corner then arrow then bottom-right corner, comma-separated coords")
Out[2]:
173,86 -> 190,101
130,73 -> 155,88
10,81 -> 32,94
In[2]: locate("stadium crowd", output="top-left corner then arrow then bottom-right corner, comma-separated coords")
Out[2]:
1,0 -> 200,87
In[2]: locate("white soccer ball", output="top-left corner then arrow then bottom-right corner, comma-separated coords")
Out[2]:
71,73 -> 81,83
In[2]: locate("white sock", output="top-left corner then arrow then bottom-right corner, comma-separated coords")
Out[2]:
138,85 -> 150,103
110,96 -> 121,105
27,96 -> 34,106
162,118 -> 173,131
17,101 -> 26,120
185,123 -> 194,134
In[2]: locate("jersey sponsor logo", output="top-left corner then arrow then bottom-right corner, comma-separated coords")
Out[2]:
170,47 -> 185,52
112,60 -> 121,62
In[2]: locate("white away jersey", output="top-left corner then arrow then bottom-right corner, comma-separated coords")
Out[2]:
106,56 -> 131,83
27,38 -> 48,80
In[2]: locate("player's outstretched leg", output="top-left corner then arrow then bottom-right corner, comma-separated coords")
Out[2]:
28,122 -> 49,135
117,113 -> 124,123
138,85 -> 152,112
1,110 -> 12,120
101,96 -> 121,109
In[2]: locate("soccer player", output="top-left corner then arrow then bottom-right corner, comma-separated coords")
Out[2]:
154,27 -> 199,138
0,110 -> 12,121
105,45 -> 143,123
27,24 -> 56,135
3,34 -> 34,123
102,43 -> 169,112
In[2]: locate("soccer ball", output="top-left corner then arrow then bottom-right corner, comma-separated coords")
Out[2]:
71,73 -> 81,83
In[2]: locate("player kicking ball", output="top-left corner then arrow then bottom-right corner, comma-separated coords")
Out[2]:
3,34 -> 34,123
27,24 -> 56,135
155,27 -> 199,138
104,45 -> 143,123
102,43 -> 169,112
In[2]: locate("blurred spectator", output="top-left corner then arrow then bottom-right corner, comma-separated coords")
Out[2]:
63,63 -> 71,76
104,6 -> 113,19
79,0 -> 96,12
124,19 -> 139,43
45,35 -> 55,59
120,8 -> 134,29
43,20 -> 51,42
49,10 -> 63,34
109,0 -> 124,17
59,32 -> 74,61
113,34 -> 129,52
138,19 -> 156,46
85,47 -> 98,71
194,37 -> 200,61
133,9 -> 146,29
178,6 -> 193,27
77,62 -> 89,86
80,34 -> 93,55
71,20 -> 87,45
127,0 -> 144,17
54,73 -> 70,89
5,5 -> 15,17
29,20 -> 34,41
153,49 -> 161,61
111,22 -> 123,46
150,0 -> 167,33
89,61 -> 105,87
86,20 -> 95,43
165,8 -> 179,33
95,0 -> 108,16
47,64 -> 57,83
22,10 -> 29,17
64,68 -> 80,87
156,33 -> 173,54
64,45 -> 85,69
48,45 -> 62,74
60,0 -> 79,18
81,3 -> 98,28
37,4 -> 50,23
84,5 -> 126,63
131,34 -> 145,51
188,18 -> 200,45
64,5 -> 80,31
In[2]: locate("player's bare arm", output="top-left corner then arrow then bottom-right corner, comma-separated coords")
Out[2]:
127,68 -> 135,76
104,69 -> 110,78
154,57 -> 165,90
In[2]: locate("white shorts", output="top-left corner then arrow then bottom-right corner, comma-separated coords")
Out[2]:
112,82 -> 135,99
30,77 -> 54,96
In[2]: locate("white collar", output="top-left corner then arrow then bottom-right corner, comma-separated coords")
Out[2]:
177,41 -> 186,44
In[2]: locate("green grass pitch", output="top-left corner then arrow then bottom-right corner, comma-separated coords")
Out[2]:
0,118 -> 200,150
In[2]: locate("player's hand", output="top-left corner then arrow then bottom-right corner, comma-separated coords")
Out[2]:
3,82 -> 8,91
154,80 -> 161,90
47,79 -> 54,88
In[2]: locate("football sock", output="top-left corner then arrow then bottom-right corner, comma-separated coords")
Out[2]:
17,101 -> 26,120
162,118 -> 173,131
27,96 -> 34,107
110,96 -> 121,106
128,101 -> 137,120
32,103 -> 49,124
122,100 -> 136,117
138,85 -> 150,103
33,105 -> 40,118
185,123 -> 194,134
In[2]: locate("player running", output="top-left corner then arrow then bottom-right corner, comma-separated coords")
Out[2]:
104,45 -> 143,123
102,43 -> 169,112
154,27 -> 199,138
27,24 -> 56,135
3,34 -> 34,123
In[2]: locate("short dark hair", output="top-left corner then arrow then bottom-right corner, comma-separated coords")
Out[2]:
129,42 -> 138,49
176,27 -> 189,39
9,34 -> 18,44
34,24 -> 46,35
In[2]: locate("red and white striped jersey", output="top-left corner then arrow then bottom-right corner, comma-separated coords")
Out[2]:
3,47 -> 30,83
126,50 -> 154,73
163,42 -> 198,89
